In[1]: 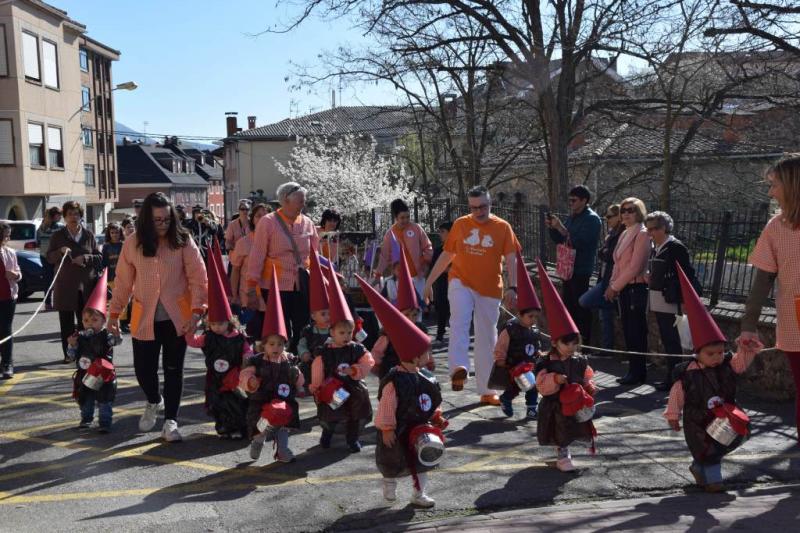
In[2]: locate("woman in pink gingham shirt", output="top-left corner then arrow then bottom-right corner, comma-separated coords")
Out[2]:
246,182 -> 319,351
741,157 -> 800,443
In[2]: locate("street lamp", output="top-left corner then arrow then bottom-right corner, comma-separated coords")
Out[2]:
113,81 -> 138,91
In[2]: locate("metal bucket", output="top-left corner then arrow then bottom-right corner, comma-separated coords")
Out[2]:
327,386 -> 350,410
82,373 -> 104,391
256,416 -> 273,433
574,405 -> 596,423
513,370 -> 536,392
414,431 -> 445,467
706,416 -> 738,446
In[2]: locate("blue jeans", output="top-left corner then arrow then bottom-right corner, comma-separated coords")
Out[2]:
691,460 -> 722,485
80,395 -> 113,428
579,281 -> 615,350
500,386 -> 538,407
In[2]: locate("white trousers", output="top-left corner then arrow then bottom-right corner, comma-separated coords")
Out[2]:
447,277 -> 500,396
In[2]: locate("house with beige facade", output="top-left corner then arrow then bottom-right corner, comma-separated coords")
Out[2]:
0,0 -> 121,232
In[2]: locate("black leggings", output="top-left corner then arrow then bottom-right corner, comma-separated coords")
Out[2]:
0,299 -> 16,367
131,320 -> 187,421
619,284 -> 649,379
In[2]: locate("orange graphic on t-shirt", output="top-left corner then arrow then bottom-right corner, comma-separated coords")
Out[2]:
444,214 -> 517,299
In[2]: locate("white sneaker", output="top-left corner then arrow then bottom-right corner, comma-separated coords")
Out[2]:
139,399 -> 164,432
382,479 -> 397,502
410,491 -> 435,508
556,456 -> 576,472
161,419 -> 182,442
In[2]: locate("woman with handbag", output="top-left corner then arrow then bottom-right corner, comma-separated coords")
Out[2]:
606,197 -> 651,385
646,211 -> 697,391
246,182 -> 319,352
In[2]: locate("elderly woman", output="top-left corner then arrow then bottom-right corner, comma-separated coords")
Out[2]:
246,182 -> 319,351
109,193 -> 207,442
606,197 -> 651,385
375,198 -> 433,299
47,201 -> 102,363
646,211 -> 696,391
225,199 -> 253,254
318,208 -> 342,265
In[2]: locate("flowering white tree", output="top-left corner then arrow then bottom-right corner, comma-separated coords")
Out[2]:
275,134 -> 412,219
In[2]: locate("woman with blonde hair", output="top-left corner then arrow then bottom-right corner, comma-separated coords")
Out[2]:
606,197 -> 651,385
742,156 -> 800,443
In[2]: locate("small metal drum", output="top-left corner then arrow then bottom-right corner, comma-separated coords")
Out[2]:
513,369 -> 536,392
706,416 -> 738,446
414,431 -> 445,467
256,416 -> 273,433
574,405 -> 596,423
327,386 -> 350,410
82,373 -> 104,391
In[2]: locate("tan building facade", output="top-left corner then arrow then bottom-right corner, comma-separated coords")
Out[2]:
0,0 -> 119,231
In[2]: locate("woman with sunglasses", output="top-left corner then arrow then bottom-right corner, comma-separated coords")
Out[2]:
108,193 -> 207,442
606,197 -> 651,385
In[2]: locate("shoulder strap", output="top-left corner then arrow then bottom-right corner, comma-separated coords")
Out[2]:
274,212 -> 302,269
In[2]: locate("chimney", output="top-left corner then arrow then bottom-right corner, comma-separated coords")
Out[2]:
331,89 -> 336,109
225,112 -> 238,136
247,116 -> 256,129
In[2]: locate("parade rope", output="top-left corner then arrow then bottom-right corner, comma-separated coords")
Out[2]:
497,304 -> 779,359
0,252 -> 69,346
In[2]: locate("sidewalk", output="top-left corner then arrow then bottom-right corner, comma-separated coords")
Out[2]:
399,484 -> 800,532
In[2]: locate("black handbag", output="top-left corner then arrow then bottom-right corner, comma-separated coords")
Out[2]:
274,213 -> 310,295
661,242 -> 703,304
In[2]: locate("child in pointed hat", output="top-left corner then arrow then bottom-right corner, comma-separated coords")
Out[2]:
358,275 -> 448,508
534,260 -> 598,472
66,268 -> 122,433
373,249 -> 432,380
309,263 -> 375,452
664,263 -> 763,492
185,255 -> 252,439
296,244 -> 333,394
239,265 -> 304,463
489,250 -> 544,420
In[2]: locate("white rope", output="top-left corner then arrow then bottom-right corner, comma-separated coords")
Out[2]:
0,252 -> 69,346
497,305 -> 778,360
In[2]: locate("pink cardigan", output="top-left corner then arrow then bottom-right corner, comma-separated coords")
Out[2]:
376,222 -> 433,277
609,224 -> 650,292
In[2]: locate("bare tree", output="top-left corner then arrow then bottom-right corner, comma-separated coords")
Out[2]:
704,1 -> 800,56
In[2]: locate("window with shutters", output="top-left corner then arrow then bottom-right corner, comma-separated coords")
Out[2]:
47,126 -> 63,168
27,122 -> 44,167
0,25 -> 8,77
0,119 -> 14,165
84,165 -> 95,186
22,31 -> 40,82
42,39 -> 58,88
79,48 -> 88,72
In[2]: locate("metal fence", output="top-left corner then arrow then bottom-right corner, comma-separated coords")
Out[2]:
340,198 -> 773,306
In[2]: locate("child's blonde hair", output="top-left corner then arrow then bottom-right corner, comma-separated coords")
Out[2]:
767,156 -> 800,229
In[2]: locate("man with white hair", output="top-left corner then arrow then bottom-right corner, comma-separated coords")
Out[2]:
424,185 -> 519,405
247,182 -> 319,351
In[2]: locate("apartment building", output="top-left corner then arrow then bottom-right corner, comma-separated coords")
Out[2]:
0,0 -> 121,232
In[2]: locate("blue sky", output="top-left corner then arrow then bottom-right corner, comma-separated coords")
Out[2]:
55,0 -> 395,141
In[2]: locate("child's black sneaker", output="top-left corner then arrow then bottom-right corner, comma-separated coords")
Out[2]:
98,425 -> 111,434
499,394 -> 513,417
77,420 -> 92,431
348,440 -> 362,453
526,405 -> 538,420
320,430 -> 333,449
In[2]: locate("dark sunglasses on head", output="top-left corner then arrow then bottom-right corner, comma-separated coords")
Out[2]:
605,213 -> 617,219
620,207 -> 636,214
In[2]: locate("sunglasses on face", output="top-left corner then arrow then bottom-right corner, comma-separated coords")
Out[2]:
469,204 -> 489,212
620,207 -> 636,214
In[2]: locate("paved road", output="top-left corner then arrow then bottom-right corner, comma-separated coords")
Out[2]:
0,297 -> 798,532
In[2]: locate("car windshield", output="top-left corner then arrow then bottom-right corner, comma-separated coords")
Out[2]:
10,225 -> 35,240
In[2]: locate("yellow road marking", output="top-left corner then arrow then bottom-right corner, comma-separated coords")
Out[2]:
0,372 -> 26,397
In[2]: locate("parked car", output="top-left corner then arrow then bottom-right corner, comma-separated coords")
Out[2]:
16,249 -> 48,301
0,220 -> 39,251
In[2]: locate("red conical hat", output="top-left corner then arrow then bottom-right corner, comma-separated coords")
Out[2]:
206,251 -> 232,322
356,275 -> 429,362
262,264 -> 288,341
326,261 -> 352,325
211,237 -> 232,298
516,249 -> 541,311
395,244 -> 419,311
309,241 -> 330,312
536,259 -> 579,341
85,268 -> 108,317
676,262 -> 725,350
